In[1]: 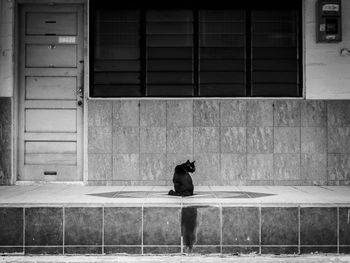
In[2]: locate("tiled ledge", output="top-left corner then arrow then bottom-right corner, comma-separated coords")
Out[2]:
0,186 -> 349,255
0,205 -> 349,255
0,186 -> 350,206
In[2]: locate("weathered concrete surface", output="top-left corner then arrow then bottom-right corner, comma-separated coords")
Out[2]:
1,255 -> 350,263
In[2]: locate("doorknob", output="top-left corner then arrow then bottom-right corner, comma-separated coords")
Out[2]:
77,100 -> 83,106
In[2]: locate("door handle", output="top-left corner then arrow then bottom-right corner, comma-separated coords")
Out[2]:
77,87 -> 84,99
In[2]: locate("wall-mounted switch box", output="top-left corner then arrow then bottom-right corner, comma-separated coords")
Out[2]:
316,0 -> 342,43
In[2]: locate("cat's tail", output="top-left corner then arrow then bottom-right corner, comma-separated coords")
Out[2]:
168,189 -> 178,196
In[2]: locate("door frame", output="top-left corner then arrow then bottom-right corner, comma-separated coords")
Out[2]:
14,0 -> 89,184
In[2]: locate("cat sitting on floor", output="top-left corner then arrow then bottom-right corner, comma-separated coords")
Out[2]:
168,160 -> 195,197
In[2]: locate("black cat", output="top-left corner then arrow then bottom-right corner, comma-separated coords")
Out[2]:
168,160 -> 195,196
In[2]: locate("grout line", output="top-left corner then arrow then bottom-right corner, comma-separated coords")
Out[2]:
102,206 -> 105,255
218,101 -> 221,184
180,200 -> 183,254
62,206 -> 65,255
141,205 -> 144,255
259,206 -> 261,255
272,101 -> 275,185
337,206 -> 340,255
165,101 -> 167,171
22,207 -> 25,255
299,101 -> 302,184
192,100 -> 195,162
220,204 -> 223,254
138,100 -> 141,183
326,102 -> 329,185
298,205 -> 301,255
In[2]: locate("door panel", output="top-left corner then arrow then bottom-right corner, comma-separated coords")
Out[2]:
26,76 -> 77,100
26,44 -> 77,68
19,4 -> 83,181
26,12 -> 77,35
25,109 -> 77,132
25,141 -> 76,153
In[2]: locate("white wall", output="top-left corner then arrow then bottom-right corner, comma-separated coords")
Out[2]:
0,0 -> 14,97
305,0 -> 350,99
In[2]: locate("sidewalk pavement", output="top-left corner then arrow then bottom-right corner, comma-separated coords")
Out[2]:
1,255 -> 350,263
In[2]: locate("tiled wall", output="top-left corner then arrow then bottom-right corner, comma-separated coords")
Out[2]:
88,99 -> 350,186
0,97 -> 11,185
0,206 -> 349,255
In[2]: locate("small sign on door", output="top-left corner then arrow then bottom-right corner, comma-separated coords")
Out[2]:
58,36 -> 76,44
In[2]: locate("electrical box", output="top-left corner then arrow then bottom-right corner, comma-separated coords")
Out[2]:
316,0 -> 342,43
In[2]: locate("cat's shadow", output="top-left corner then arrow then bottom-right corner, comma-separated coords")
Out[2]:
88,191 -> 275,199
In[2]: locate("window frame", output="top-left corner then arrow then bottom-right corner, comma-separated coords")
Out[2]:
89,0 -> 303,98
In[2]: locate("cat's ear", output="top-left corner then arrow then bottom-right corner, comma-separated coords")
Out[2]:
192,161 -> 195,164
186,160 -> 190,163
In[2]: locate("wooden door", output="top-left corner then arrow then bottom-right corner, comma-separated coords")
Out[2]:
18,4 -> 84,181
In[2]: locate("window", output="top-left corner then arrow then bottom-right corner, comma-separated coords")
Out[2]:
90,1 -> 302,97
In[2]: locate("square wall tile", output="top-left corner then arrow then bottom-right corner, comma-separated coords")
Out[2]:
113,100 -> 139,127
193,100 -> 220,127
143,207 -> 181,245
301,100 -> 326,127
220,154 -> 247,181
104,207 -> 142,245
104,246 -> 141,254
301,127 -> 327,153
143,246 -> 181,254
223,207 -> 259,245
300,246 -> 337,254
64,246 -> 101,254
274,127 -> 300,153
301,153 -> 327,182
222,246 -> 259,254
25,247 -> 62,255
25,208 -> 63,246
194,206 -> 221,245
261,207 -> 298,246
0,208 -> 23,246
247,100 -> 273,127
339,208 -> 350,245
300,207 -> 337,246
221,127 -> 246,153
113,154 -> 139,180
328,154 -> 350,180
167,127 -> 193,154
0,150 -> 11,185
274,100 -> 301,127
261,246 -> 298,254
274,154 -> 300,180
167,100 -> 193,127
140,100 -> 166,127
166,154 -> 194,178
194,127 -> 219,153
88,154 -> 112,181
193,154 -> 219,182
88,126 -> 112,154
88,100 -> 112,127
64,208 -> 103,246
247,154 -> 273,180
328,101 -> 350,127
247,127 -> 273,154
140,127 -> 166,153
220,100 -> 246,126
140,154 -> 167,180
113,127 -> 139,154
328,127 -> 350,153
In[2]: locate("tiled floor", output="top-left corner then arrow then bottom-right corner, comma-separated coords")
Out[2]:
0,185 -> 349,206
